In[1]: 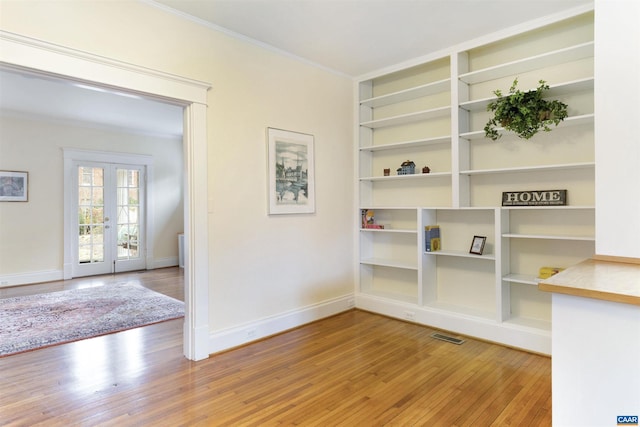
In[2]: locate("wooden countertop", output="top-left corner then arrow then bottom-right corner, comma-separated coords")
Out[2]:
538,256 -> 640,306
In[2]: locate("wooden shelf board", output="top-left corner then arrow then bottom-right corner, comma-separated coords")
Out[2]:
539,258 -> 640,306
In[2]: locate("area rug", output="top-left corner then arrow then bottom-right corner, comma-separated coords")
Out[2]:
0,283 -> 184,357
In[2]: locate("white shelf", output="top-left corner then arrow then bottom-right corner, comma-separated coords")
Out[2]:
503,273 -> 542,285
461,162 -> 594,176
360,78 -> 451,108
360,228 -> 417,234
356,10 -> 594,354
359,135 -> 450,152
425,301 -> 496,322
425,250 -> 496,261
360,172 -> 451,182
360,106 -> 450,129
502,233 -> 595,241
504,316 -> 552,332
360,258 -> 418,270
359,289 -> 418,305
360,206 -> 420,210
459,78 -> 594,112
459,41 -> 594,84
502,205 -> 594,210
459,113 -> 594,140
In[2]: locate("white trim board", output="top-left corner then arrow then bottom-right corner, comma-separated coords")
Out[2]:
208,295 -> 354,354
1,30 -> 211,361
356,294 -> 551,355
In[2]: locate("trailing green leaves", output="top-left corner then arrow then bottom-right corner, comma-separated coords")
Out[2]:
484,79 -> 568,140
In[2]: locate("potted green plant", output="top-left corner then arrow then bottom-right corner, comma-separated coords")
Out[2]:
484,78 -> 568,140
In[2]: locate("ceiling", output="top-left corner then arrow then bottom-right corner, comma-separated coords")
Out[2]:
0,67 -> 184,139
152,0 -> 591,77
0,0 -> 591,136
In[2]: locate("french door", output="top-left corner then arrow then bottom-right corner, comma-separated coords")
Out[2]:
72,161 -> 146,277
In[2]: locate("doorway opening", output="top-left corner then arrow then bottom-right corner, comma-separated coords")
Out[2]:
1,30 -> 211,360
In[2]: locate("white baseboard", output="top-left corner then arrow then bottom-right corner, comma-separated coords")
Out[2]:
148,256 -> 179,269
356,293 -> 551,355
208,294 -> 355,354
1,258 -> 179,288
0,269 -> 63,288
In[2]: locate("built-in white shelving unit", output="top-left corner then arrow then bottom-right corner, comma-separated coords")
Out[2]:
355,7 -> 595,354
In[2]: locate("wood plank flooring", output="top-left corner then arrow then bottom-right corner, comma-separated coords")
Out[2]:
0,268 -> 551,426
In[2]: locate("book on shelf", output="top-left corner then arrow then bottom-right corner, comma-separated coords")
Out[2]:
425,225 -> 441,252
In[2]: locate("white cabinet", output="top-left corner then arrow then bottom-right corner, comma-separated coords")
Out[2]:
355,8 -> 594,354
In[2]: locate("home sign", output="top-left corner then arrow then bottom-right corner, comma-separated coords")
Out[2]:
502,189 -> 567,206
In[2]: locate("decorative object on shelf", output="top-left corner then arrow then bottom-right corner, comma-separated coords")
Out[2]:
361,209 -> 384,229
484,78 -> 569,140
422,166 -> 431,174
397,160 -> 416,175
0,170 -> 28,202
425,225 -> 441,252
502,189 -> 567,206
383,168 -> 390,176
267,128 -> 315,215
469,236 -> 487,255
538,266 -> 565,279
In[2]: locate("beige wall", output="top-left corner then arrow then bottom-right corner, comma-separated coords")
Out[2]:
0,1 -> 354,331
0,114 -> 184,277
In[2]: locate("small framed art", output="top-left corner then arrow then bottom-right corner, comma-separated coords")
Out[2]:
0,171 -> 28,202
267,128 -> 315,215
469,235 -> 486,255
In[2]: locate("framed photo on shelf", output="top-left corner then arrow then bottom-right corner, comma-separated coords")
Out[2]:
0,170 -> 28,202
267,127 -> 315,215
469,235 -> 486,255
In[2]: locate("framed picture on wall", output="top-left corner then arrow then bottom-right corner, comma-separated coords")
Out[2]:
0,171 -> 28,202
267,128 -> 315,215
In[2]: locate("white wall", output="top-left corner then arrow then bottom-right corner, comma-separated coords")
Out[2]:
0,114 -> 184,283
548,0 -> 640,424
552,294 -> 640,426
594,0 -> 640,258
0,1 -> 354,338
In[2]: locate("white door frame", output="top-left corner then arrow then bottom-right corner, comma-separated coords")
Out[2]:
0,31 -> 211,361
63,150 -> 154,278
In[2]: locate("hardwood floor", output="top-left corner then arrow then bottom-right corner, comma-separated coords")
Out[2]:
0,269 -> 551,426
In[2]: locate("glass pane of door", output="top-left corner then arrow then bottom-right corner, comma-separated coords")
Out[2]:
116,168 -> 140,260
77,166 -> 105,264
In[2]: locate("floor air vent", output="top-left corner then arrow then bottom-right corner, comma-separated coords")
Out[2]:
430,332 -> 465,345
